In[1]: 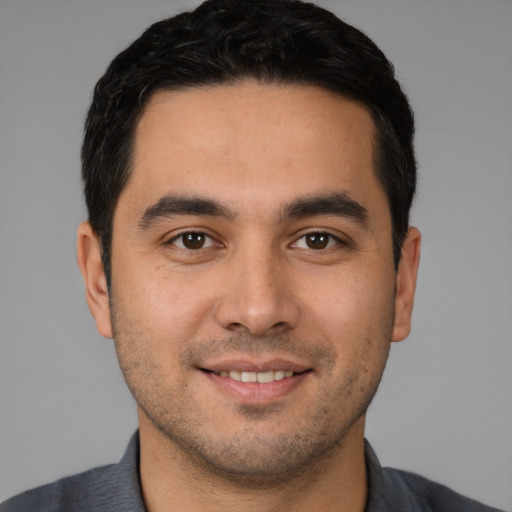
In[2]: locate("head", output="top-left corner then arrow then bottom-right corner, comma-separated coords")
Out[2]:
78,0 -> 420,486
82,0 -> 416,287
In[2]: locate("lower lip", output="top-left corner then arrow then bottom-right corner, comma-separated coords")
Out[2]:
203,371 -> 310,402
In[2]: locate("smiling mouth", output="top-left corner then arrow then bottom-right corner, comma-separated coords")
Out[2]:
202,369 -> 310,383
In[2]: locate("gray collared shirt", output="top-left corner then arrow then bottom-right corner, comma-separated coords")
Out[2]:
1,432 -> 505,512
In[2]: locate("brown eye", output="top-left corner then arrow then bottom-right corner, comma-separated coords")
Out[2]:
305,233 -> 330,249
306,233 -> 329,249
170,232 -> 213,250
183,233 -> 205,249
292,232 -> 341,250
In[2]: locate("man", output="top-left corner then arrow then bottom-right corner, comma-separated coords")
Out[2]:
0,1 -> 505,511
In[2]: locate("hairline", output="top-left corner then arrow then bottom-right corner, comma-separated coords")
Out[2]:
98,78 -> 403,285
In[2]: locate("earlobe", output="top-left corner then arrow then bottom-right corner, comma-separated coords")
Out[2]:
76,222 -> 113,339
392,227 -> 421,342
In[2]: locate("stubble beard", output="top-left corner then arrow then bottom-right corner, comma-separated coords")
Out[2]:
110,300 -> 393,487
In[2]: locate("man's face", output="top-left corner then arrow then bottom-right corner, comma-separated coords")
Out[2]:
82,81 -> 418,480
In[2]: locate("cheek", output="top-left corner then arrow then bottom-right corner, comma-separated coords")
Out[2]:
112,260 -> 217,347
303,268 -> 396,345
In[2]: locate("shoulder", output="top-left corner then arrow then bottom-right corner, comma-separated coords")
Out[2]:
0,464 -> 117,512
382,466 -> 507,512
0,432 -> 143,512
364,441 -> 506,512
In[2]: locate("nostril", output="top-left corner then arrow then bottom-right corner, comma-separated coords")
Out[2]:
227,322 -> 244,332
215,289 -> 300,335
226,320 -> 290,335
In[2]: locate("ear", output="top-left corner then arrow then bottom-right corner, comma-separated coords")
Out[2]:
392,227 -> 421,342
77,222 -> 113,339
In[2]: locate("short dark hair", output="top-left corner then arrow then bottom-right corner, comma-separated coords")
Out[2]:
82,0 -> 416,286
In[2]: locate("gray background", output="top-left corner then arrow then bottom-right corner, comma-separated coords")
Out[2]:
1,0 -> 511,509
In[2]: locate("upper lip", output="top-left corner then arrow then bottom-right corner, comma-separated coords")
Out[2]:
199,358 -> 312,373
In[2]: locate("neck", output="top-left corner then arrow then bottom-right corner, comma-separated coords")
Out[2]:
138,414 -> 368,512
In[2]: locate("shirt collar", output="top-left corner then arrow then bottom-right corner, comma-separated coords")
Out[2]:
106,431 -> 146,511
364,440 -> 423,512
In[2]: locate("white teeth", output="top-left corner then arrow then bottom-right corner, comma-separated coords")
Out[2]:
218,370 -> 297,382
256,371 -> 274,383
241,371 -> 257,382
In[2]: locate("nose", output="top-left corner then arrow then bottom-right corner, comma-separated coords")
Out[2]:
214,246 -> 300,336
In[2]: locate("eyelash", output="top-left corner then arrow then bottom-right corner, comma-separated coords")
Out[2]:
166,231 -> 217,250
166,231 -> 344,251
291,232 -> 344,250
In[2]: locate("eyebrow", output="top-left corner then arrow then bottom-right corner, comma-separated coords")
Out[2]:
138,191 -> 368,230
138,195 -> 235,230
279,192 -> 369,226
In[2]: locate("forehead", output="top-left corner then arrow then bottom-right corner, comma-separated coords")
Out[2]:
123,81 -> 386,221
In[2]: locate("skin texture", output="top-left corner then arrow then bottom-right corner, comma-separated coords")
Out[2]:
77,81 -> 420,512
